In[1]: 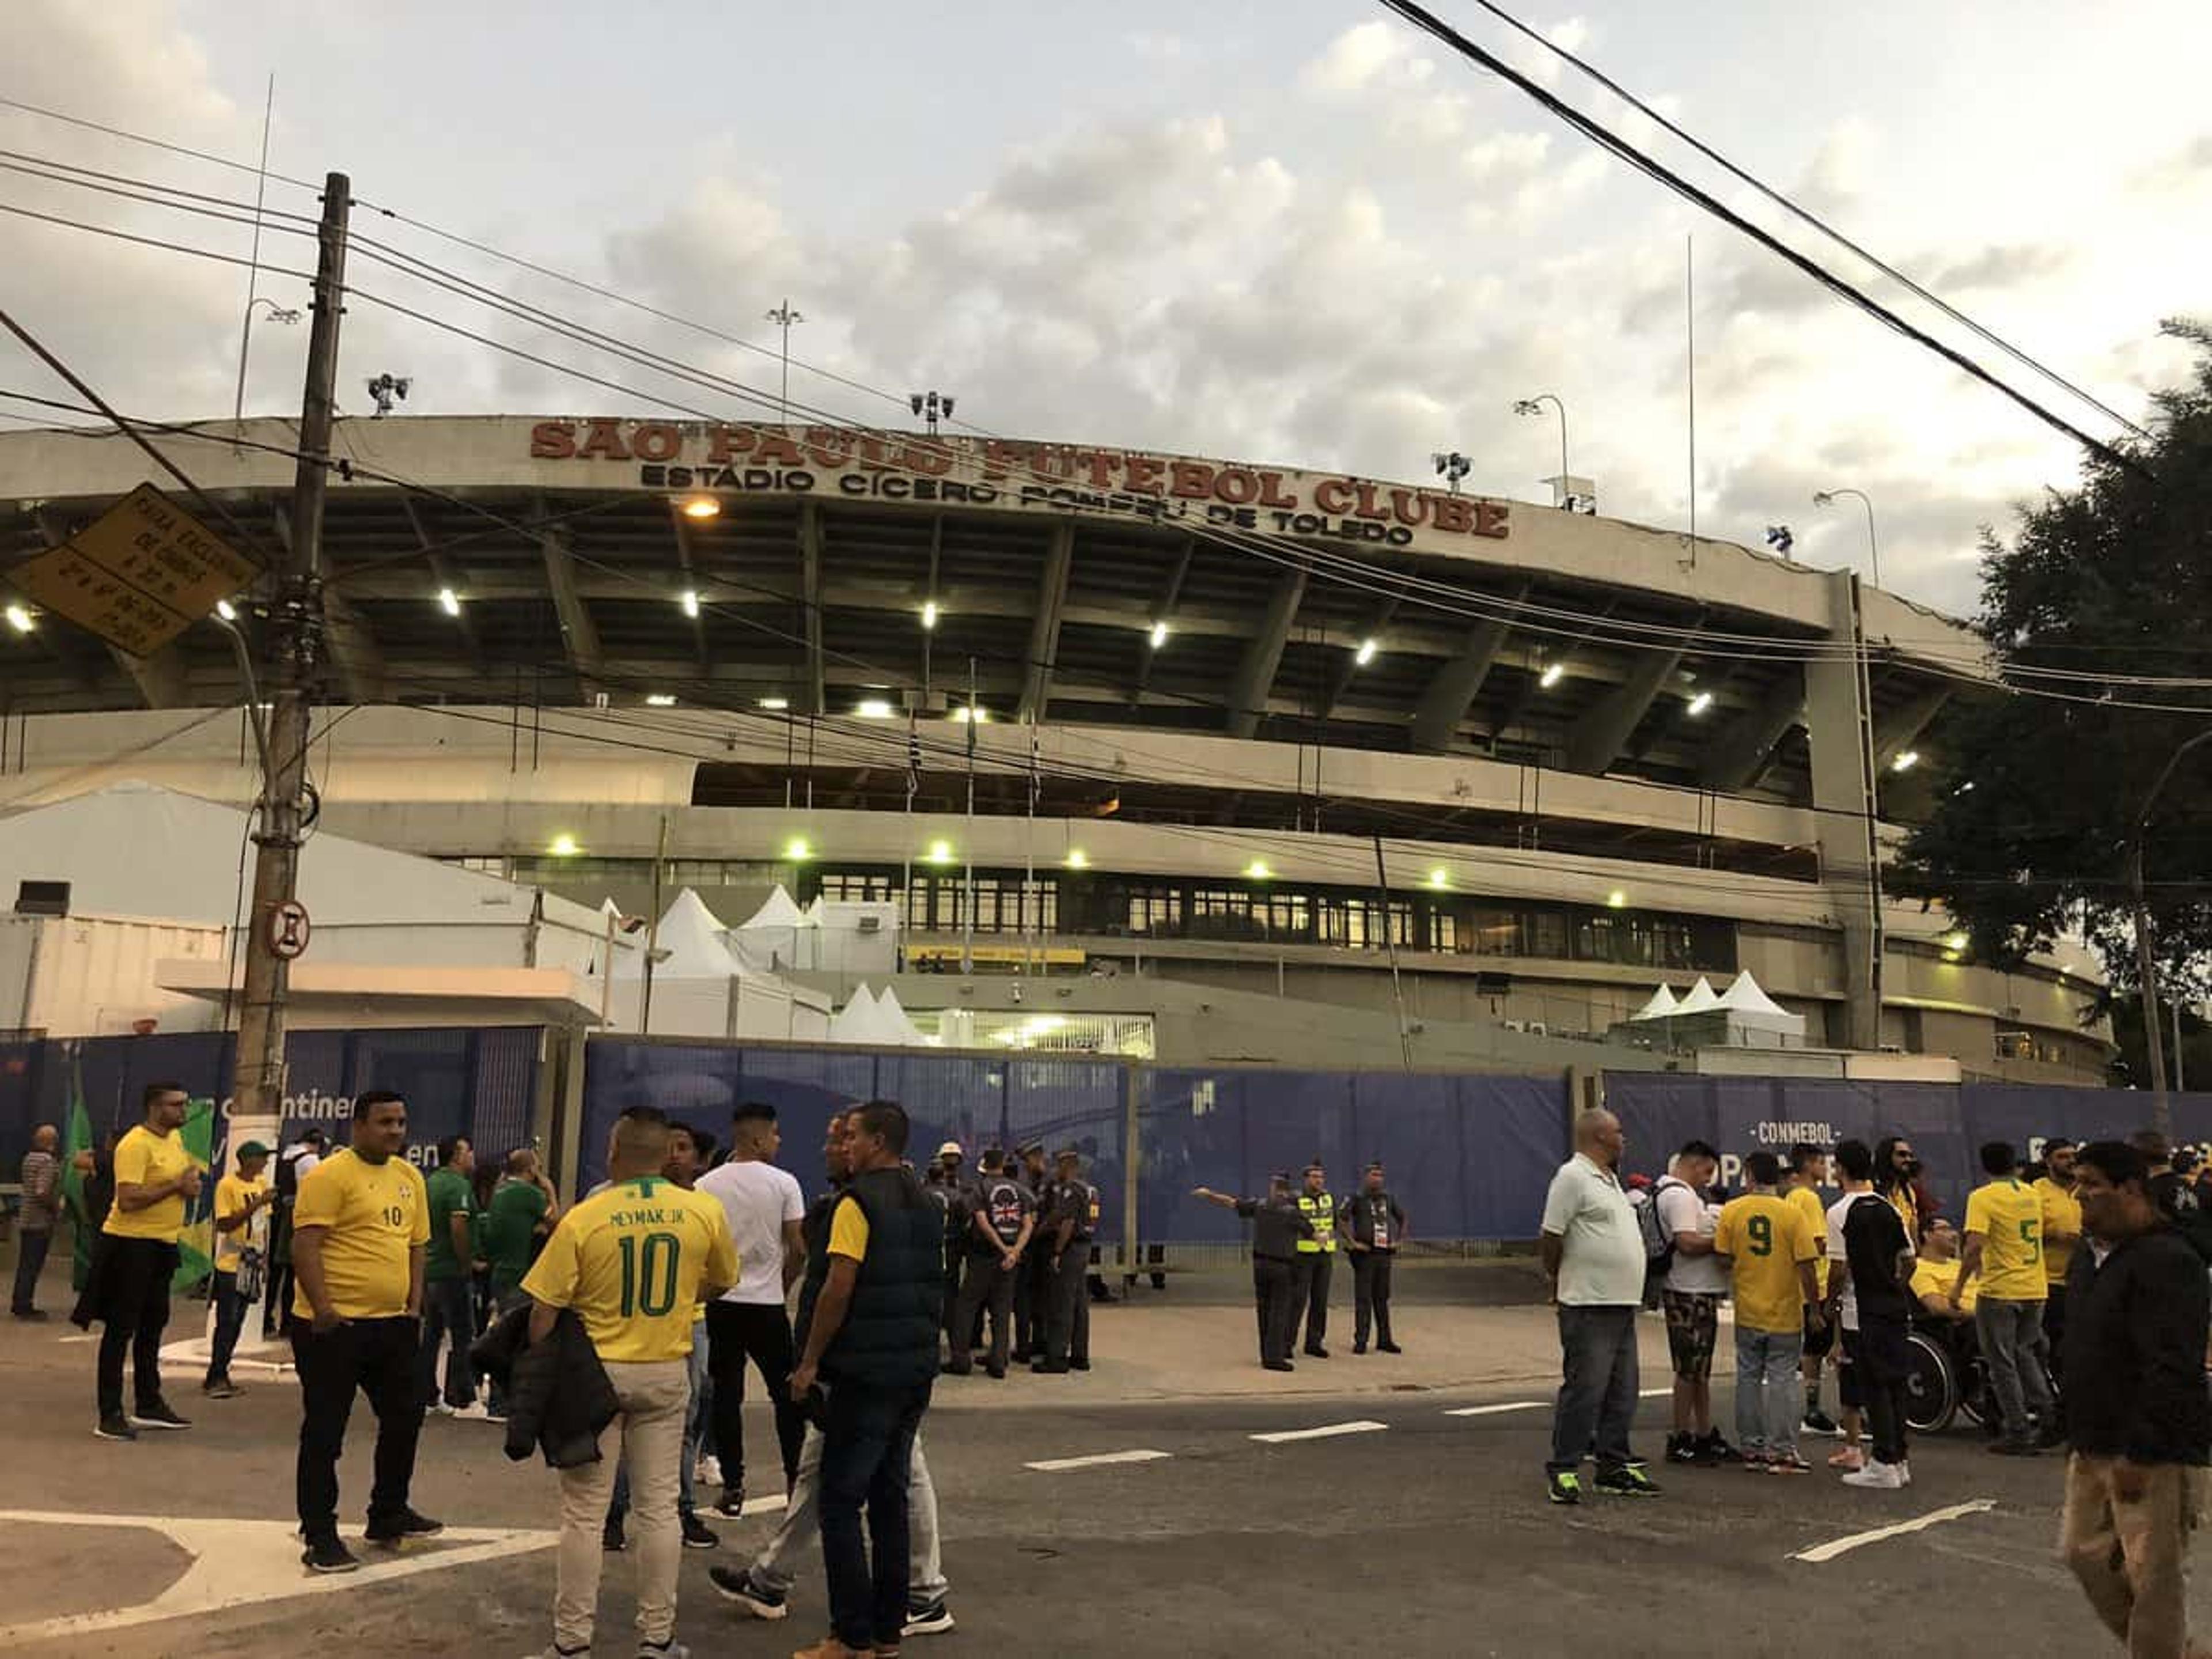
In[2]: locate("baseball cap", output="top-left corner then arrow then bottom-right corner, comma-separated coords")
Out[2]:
237,1139 -> 271,1159
936,1139 -> 963,1159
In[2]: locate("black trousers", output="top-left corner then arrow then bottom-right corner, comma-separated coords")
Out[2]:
1353,1249 -> 1395,1346
95,1235 -> 175,1418
2041,1292 -> 2067,1427
1013,1248 -> 1049,1358
263,1207 -> 294,1335
707,1299 -> 807,1494
1040,1245 -> 1089,1367
941,1244 -> 965,1346
948,1251 -> 1015,1374
1253,1256 -> 1297,1364
206,1268 -> 250,1384
11,1226 -> 52,1313
1854,1315 -> 1912,1467
1291,1250 -> 1334,1351
291,1316 -> 424,1541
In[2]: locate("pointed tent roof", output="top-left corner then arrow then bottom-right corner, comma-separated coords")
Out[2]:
875,984 -> 925,1046
1718,969 -> 1791,1016
1675,976 -> 1722,1014
630,887 -> 737,980
738,885 -> 806,930
828,983 -> 880,1043
1631,984 -> 1680,1021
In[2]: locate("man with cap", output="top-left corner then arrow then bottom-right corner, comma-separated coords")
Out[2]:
1195,1174 -> 1315,1371
1289,1161 -> 1340,1359
203,1138 -> 275,1398
945,1147 -> 1034,1378
1032,1148 -> 1093,1374
1340,1161 -> 1408,1355
1011,1142 -> 1050,1363
932,1141 -> 975,1354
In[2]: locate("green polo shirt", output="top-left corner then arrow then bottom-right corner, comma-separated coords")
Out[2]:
424,1165 -> 479,1283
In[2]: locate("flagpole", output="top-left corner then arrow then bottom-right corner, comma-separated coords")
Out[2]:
1025,712 -> 1039,978
963,658 -> 977,976
902,710 -> 918,965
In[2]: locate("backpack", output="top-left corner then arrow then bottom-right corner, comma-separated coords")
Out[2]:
1635,1177 -> 1689,1295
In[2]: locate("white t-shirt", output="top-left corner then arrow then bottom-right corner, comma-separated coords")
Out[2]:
696,1158 -> 806,1305
1657,1177 -> 1728,1295
1825,1191 -> 1898,1332
1540,1153 -> 1646,1307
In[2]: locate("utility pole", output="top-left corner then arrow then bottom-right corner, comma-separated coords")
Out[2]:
226,173 -> 350,1293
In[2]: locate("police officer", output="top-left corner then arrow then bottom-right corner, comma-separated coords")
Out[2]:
933,1140 -> 973,1350
945,1149 -> 1033,1378
1340,1161 -> 1408,1355
1032,1147 -> 1093,1375
1195,1174 -> 1314,1372
1011,1142 -> 1050,1362
1289,1161 -> 1338,1359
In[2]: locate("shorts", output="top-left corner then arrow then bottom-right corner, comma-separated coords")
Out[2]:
1661,1290 -> 1721,1379
1802,1305 -> 1836,1359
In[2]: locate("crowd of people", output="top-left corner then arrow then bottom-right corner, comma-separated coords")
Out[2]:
1542,1108 -> 2212,1658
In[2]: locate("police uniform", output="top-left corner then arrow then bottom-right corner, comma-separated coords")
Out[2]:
947,1167 -> 1033,1377
1012,1145 -> 1049,1360
1339,1176 -> 1407,1353
1034,1156 -> 1093,1373
1290,1175 -> 1339,1357
1237,1177 -> 1315,1368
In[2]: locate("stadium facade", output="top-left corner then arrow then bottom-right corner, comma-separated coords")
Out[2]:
0,415 -> 2108,1081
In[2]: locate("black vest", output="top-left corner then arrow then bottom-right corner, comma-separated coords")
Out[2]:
821,1165 -> 945,1389
791,1187 -> 843,1354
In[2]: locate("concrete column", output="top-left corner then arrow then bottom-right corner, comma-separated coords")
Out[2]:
1804,571 -> 1884,1050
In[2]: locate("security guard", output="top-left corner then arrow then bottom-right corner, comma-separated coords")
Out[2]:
1340,1161 -> 1408,1354
1032,1147 -> 1093,1374
1195,1174 -> 1314,1371
1011,1142 -> 1049,1362
1290,1161 -> 1338,1359
946,1147 -> 1033,1377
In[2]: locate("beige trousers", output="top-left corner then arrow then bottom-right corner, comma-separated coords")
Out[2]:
555,1357 -> 692,1652
2060,1452 -> 2209,1659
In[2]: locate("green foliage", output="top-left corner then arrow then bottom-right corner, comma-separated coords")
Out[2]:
1891,320 -> 2212,1002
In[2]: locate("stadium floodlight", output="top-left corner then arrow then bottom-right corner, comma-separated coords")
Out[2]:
782,836 -> 812,861
1149,620 -> 1170,649
680,589 -> 700,619
548,832 -> 581,858
1431,451 -> 1472,494
1891,749 -> 1920,774
438,587 -> 461,616
911,389 -> 956,435
5,603 -> 33,634
1539,661 -> 1565,689
1764,524 -> 1794,555
1354,638 -> 1378,667
1065,849 -> 1089,870
1606,889 -> 1628,909
1244,859 -> 1272,881
679,496 -> 721,520
1686,691 -> 1714,716
1427,866 -> 1450,890
926,839 -> 955,867
365,373 -> 410,418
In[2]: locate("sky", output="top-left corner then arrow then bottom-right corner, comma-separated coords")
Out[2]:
4,0 -> 2209,618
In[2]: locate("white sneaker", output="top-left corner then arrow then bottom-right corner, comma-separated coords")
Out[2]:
1899,1459 -> 1912,1486
448,1402 -> 493,1422
1841,1460 -> 1904,1490
695,1455 -> 722,1487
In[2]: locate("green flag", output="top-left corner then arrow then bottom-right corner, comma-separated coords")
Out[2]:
61,1056 -> 96,1293
171,1095 -> 216,1292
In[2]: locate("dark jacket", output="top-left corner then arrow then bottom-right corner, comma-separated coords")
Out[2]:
2063,1228 -> 2212,1466
470,1302 -> 620,1469
821,1164 -> 944,1390
793,1185 -> 842,1352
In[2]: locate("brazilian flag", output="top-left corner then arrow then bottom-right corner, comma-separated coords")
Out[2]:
171,1095 -> 216,1291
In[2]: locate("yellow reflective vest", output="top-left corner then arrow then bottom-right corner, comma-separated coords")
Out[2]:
1295,1192 -> 1337,1253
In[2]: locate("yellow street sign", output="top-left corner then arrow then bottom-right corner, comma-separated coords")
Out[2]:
9,482 -> 260,657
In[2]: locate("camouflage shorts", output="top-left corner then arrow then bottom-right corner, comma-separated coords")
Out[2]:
1661,1290 -> 1721,1378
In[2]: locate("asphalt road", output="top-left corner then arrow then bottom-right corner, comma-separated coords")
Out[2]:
0,1305 -> 2178,1659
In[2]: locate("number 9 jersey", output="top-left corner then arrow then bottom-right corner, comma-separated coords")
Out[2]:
522,1175 -> 738,1363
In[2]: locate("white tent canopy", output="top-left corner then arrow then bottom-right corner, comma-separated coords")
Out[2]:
1675,976 -> 1722,1014
1719,969 -> 1791,1017
618,888 -> 737,980
1630,984 -> 1680,1022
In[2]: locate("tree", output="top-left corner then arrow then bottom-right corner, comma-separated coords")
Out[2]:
1891,320 -> 2212,1026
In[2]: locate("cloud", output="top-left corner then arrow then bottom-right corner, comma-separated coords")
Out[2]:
2134,132 -> 2212,190
1917,242 -> 2076,293
1301,21 -> 1412,95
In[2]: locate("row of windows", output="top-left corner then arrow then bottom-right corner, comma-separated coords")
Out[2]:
816,872 -> 1060,934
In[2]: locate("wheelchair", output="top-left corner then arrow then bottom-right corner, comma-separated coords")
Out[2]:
1902,1310 -> 1994,1434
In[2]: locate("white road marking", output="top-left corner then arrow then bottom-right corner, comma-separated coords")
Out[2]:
0,1510 -> 558,1642
1788,1499 -> 1999,1563
740,1494 -> 789,1517
1444,1401 -> 1545,1417
1250,1420 -> 1390,1445
1024,1449 -> 1173,1472
1638,1388 -> 1673,1398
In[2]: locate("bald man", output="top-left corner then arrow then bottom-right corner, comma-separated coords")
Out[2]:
1537,1109 -> 1660,1505
13,1123 -> 62,1318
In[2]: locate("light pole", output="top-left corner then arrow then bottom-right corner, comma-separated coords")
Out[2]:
2130,725 -> 2212,1137
766,300 -> 804,425
910,390 -> 955,435
1513,394 -> 1569,503
233,297 -> 301,425
1813,487 -> 1881,589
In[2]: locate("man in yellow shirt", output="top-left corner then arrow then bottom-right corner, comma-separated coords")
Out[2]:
89,1081 -> 203,1441
2033,1138 -> 2083,1400
202,1138 -> 274,1399
290,1089 -> 435,1574
524,1105 -> 736,1659
1954,1139 -> 2055,1455
1783,1143 -> 1839,1437
1910,1219 -> 1976,1319
1714,1150 -> 1825,1472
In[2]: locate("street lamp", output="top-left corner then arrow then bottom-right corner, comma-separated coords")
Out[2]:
2130,726 -> 2212,1135
1813,488 -> 1881,589
910,390 -> 956,435
1513,395 -> 1572,507
766,300 -> 804,424
232,296 -> 302,425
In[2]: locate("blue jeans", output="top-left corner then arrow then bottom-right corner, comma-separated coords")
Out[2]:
205,1268 -> 249,1384
1735,1325 -> 1805,1458
416,1276 -> 478,1409
818,1378 -> 931,1652
1975,1296 -> 2054,1441
1547,1304 -> 1641,1474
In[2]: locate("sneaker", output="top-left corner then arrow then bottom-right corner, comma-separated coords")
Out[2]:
484,1405 -> 509,1424
637,1644 -> 690,1659
1740,1450 -> 1771,1472
445,1400 -> 492,1421
710,1565 -> 788,1620
680,1511 -> 719,1550
713,1484 -> 747,1518
1262,1359 -> 1295,1373
1546,1469 -> 1582,1506
1828,1444 -> 1866,1471
1377,1341 -> 1403,1354
1842,1459 -> 1905,1490
1766,1453 -> 1813,1476
1593,1463 -> 1662,1497
1665,1433 -> 1701,1466
202,1377 -> 243,1399
94,1413 -> 138,1442
1304,1346 -> 1330,1359
1353,1341 -> 1368,1355
696,1454 -> 723,1487
11,1306 -> 49,1320
365,1508 -> 445,1544
1697,1432 -> 1743,1465
1989,1437 -> 2040,1457
131,1400 -> 191,1431
604,1517 -> 627,1551
1070,1359 -> 1090,1372
301,1535 -> 360,1574
1801,1408 -> 1842,1437
902,1600 -> 956,1637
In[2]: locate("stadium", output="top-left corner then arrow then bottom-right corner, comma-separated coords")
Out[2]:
0,414 -> 2109,1081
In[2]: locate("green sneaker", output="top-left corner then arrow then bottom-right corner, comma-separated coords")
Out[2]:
1546,1469 -> 1582,1506
1594,1463 -> 1662,1497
